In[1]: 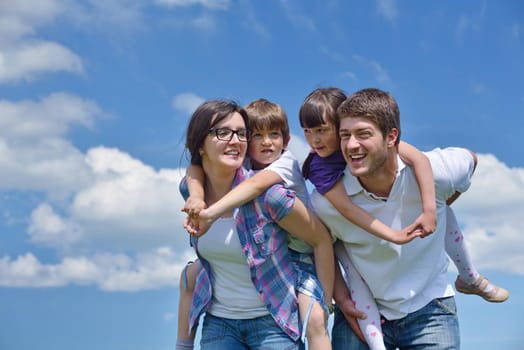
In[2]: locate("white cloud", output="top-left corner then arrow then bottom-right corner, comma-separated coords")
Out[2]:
28,203 -> 83,248
0,93 -> 105,194
164,312 -> 175,322
0,137 -> 92,194
172,92 -> 205,116
279,0 -> 317,33
243,3 -> 271,42
456,15 -> 471,44
340,71 -> 359,89
0,0 -> 62,43
320,47 -> 345,64
15,145 -> 189,252
0,248 -> 196,291
471,82 -> 488,95
452,154 -> 524,276
155,0 -> 230,10
0,93 -> 100,140
0,91 -> 192,263
0,41 -> 84,83
64,0 -> 146,33
512,23 -> 521,41
72,147 -> 185,229
0,151 -> 522,292
376,0 -> 398,23
0,0 -> 84,83
288,133 -> 310,167
352,54 -> 392,86
455,2 -> 486,44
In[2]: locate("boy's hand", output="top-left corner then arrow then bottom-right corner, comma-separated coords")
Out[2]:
183,208 -> 217,237
182,196 -> 206,218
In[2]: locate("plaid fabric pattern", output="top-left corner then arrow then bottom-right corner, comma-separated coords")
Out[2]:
179,167 -> 301,341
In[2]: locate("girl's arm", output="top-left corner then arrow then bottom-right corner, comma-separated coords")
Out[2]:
324,181 -> 421,244
186,169 -> 282,236
398,141 -> 437,236
278,198 -> 334,311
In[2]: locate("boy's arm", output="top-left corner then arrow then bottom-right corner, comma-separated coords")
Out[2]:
183,164 -> 207,216
186,169 -> 282,236
324,181 -> 421,244
398,141 -> 437,237
277,198 -> 334,311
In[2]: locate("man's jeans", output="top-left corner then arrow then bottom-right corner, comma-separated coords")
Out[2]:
200,313 -> 300,350
332,296 -> 460,349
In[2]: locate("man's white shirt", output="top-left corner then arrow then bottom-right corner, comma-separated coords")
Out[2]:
310,147 -> 475,320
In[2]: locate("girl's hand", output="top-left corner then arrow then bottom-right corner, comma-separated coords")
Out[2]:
385,227 -> 422,245
405,211 -> 436,238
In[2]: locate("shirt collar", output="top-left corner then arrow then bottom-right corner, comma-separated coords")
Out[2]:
342,154 -> 406,199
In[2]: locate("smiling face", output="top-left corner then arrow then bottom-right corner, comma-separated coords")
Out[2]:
201,111 -> 248,174
248,128 -> 286,170
338,116 -> 397,178
302,121 -> 339,158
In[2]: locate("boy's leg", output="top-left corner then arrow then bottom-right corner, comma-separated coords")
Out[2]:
176,261 -> 200,350
334,241 -> 385,350
445,206 -> 509,302
297,292 -> 331,350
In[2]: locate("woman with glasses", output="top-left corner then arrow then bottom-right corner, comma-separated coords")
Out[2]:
178,99 -> 334,350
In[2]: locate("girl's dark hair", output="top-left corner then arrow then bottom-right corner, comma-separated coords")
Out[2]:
185,99 -> 249,165
299,87 -> 346,178
299,87 -> 346,129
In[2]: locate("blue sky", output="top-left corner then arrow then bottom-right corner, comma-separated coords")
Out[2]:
0,1 -> 523,349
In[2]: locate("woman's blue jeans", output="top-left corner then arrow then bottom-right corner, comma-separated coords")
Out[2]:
332,296 -> 460,349
200,313 -> 301,350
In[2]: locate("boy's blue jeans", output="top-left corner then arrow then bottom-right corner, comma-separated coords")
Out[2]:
200,313 -> 301,350
332,296 -> 460,350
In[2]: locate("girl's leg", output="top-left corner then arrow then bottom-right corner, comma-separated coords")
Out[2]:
176,261 -> 200,350
446,206 -> 509,302
334,241 -> 386,350
297,292 -> 331,350
445,206 -> 479,284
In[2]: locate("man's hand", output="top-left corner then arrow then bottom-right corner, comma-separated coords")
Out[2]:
337,296 -> 368,343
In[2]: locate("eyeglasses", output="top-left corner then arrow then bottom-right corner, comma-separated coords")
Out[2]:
208,128 -> 249,142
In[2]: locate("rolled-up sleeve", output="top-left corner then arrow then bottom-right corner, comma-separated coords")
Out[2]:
263,184 -> 296,221
426,147 -> 476,200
